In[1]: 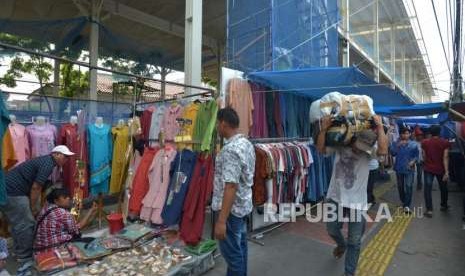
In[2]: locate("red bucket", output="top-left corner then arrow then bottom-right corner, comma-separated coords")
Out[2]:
107,213 -> 124,234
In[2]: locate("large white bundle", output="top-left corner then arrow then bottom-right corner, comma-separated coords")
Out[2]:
309,92 -> 375,122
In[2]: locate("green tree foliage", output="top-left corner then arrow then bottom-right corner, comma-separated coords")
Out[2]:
60,62 -> 89,97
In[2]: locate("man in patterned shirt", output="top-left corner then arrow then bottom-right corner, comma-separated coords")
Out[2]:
33,188 -> 97,252
212,107 -> 256,276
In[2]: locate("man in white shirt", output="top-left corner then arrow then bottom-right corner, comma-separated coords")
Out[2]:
316,115 -> 388,276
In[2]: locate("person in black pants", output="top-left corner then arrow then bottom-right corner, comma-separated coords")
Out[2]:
367,158 -> 379,205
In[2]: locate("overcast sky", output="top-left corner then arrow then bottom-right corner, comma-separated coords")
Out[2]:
414,0 -> 460,102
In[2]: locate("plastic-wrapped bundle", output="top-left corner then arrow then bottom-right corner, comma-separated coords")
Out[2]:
309,92 -> 375,122
310,92 -> 376,147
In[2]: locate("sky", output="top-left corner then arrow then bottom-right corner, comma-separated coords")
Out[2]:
0,0 -> 462,103
413,0 -> 460,102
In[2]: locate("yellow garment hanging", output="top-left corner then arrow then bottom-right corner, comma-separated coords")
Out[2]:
2,129 -> 17,171
176,102 -> 200,149
109,126 -> 130,194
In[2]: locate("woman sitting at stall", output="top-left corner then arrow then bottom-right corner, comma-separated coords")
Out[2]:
33,188 -> 97,252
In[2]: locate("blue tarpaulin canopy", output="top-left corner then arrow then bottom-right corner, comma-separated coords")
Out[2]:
247,66 -> 413,106
374,102 -> 446,116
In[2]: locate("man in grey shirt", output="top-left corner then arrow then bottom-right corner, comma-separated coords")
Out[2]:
212,107 -> 255,276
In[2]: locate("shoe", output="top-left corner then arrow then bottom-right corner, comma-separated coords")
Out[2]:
332,246 -> 346,259
440,205 -> 450,212
404,207 -> 412,215
17,260 -> 33,276
425,211 -> 433,218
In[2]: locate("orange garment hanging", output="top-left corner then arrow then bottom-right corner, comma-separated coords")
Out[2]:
227,78 -> 254,136
2,129 -> 17,171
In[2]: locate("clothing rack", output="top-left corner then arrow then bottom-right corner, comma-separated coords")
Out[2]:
247,136 -> 315,245
250,137 -> 312,144
135,90 -> 215,106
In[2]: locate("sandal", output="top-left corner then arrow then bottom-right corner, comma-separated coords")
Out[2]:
333,246 -> 346,259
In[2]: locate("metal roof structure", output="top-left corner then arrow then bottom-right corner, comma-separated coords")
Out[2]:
0,0 -> 225,78
340,0 -> 436,103
0,0 -> 435,103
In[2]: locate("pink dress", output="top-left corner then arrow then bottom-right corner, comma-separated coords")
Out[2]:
140,146 -> 177,224
26,123 -> 57,158
8,123 -> 30,166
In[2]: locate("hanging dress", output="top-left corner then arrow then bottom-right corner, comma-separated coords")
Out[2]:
109,126 -> 130,194
87,124 -> 112,195
59,123 -> 89,198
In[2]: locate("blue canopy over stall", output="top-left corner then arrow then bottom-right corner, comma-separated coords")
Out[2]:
247,66 -> 413,106
374,102 -> 446,116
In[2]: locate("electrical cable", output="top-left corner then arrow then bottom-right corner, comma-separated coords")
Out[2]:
431,0 -> 453,77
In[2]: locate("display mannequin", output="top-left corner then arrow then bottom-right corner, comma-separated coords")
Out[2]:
9,114 -> 16,124
117,119 -> 125,128
70,116 -> 78,125
95,117 -> 104,128
35,116 -> 46,126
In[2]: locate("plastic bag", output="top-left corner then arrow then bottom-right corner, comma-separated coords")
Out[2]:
309,92 -> 375,122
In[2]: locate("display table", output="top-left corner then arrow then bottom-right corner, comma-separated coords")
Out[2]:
42,224 -> 216,276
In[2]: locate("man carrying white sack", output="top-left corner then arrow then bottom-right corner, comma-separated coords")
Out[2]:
316,113 -> 388,276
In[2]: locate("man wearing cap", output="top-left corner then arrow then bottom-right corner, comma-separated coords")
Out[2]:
317,115 -> 388,276
0,145 -> 74,276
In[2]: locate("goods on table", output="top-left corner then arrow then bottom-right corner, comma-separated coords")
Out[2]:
60,240 -> 192,276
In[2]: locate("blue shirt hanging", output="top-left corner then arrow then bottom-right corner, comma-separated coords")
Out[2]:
161,149 -> 197,226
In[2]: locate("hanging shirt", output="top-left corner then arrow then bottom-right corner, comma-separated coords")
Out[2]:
180,154 -> 214,245
212,134 -> 256,218
27,123 -> 57,158
2,130 -> 17,171
140,146 -> 177,224
109,126 -> 130,194
179,102 -> 200,140
161,149 -> 197,226
250,84 -> 268,138
148,105 -> 165,141
253,147 -> 270,206
87,124 -> 112,195
265,92 -> 278,138
8,123 -> 30,166
227,78 -> 254,136
128,147 -> 159,215
141,106 -> 155,142
162,104 -> 183,141
59,123 -> 89,198
193,100 -> 218,152
326,147 -> 374,211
